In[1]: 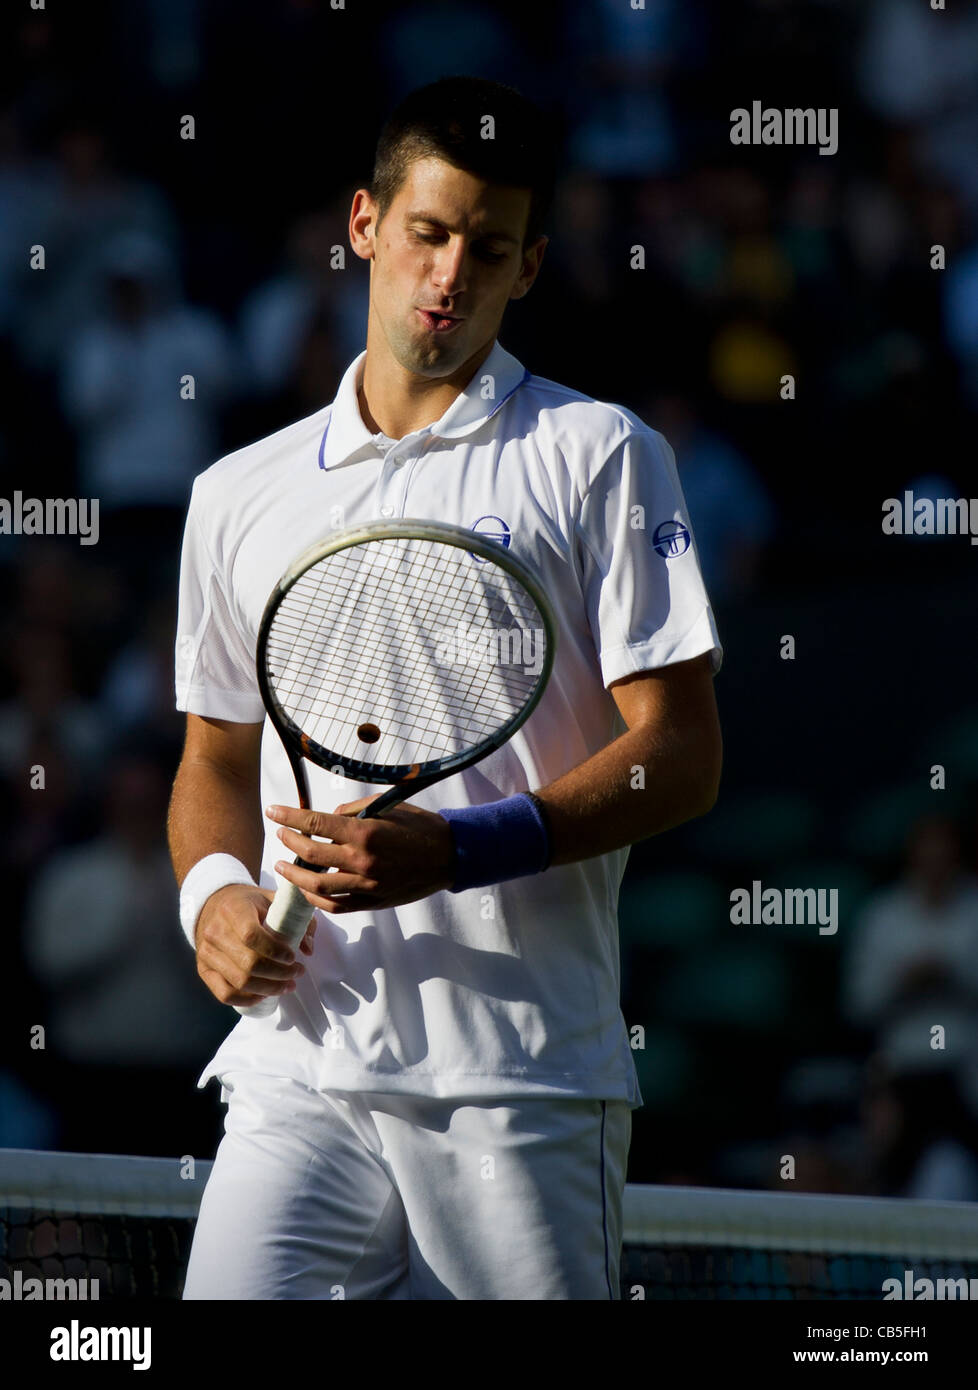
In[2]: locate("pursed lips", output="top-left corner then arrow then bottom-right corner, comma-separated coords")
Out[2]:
416,308 -> 465,331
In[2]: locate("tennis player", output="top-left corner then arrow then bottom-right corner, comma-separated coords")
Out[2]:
169,76 -> 723,1300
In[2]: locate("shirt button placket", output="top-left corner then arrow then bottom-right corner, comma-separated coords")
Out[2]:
379,448 -> 404,519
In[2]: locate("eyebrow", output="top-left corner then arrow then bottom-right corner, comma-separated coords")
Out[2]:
404,211 -> 520,246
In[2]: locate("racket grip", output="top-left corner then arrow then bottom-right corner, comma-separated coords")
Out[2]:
234,879 -> 313,1019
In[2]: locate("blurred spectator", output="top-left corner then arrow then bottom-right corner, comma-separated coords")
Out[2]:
0,559 -> 108,898
378,1 -> 532,104
708,315 -> 796,407
861,1060 -> 978,1200
565,0 -> 683,177
14,118 -> 177,372
0,625 -> 105,786
843,177 -> 912,286
547,174 -> 616,307
60,230 -> 236,511
239,204 -> 367,399
22,749 -> 228,1155
0,106 -> 54,333
3,546 -> 88,649
124,0 -> 203,93
781,167 -> 840,290
0,719 -> 90,897
762,1058 -> 865,1196
648,391 -> 775,601
0,546 -> 136,711
717,170 -> 794,310
99,595 -> 182,745
842,816 -> 978,1117
858,0 -> 978,215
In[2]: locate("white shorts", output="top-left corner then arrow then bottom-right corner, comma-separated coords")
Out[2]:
183,1070 -> 631,1300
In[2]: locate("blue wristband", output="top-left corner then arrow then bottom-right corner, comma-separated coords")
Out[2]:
440,793 -> 553,893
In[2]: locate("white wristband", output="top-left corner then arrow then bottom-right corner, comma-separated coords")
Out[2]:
179,853 -> 256,950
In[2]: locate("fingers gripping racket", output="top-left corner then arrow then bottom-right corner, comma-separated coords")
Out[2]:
238,519 -> 556,1017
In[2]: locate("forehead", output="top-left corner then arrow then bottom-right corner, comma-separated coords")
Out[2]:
390,156 -> 530,234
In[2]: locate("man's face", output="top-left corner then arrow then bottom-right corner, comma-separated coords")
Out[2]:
352,156 -> 546,379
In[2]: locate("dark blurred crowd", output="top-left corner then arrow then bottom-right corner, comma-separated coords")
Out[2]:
2,0 -> 978,1193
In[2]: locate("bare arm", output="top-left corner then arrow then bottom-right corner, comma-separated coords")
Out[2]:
539,652 -> 722,864
168,715 -> 311,1007
168,715 -> 264,885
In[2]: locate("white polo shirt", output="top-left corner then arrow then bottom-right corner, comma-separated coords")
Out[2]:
175,339 -> 722,1108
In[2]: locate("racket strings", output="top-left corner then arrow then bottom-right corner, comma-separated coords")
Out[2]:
281,551 -> 540,756
276,558 -> 499,744
264,537 -> 546,773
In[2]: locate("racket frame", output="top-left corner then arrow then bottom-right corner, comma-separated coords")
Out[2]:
255,519 -> 557,819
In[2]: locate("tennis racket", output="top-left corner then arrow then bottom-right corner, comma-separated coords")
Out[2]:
238,518 -> 556,1017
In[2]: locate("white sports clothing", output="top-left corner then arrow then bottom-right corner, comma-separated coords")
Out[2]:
182,1069 -> 631,1299
175,340 -> 721,1110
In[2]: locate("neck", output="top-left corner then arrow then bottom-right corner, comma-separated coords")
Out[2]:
358,325 -> 495,439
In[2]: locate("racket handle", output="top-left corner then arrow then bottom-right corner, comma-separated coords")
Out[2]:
234,879 -> 313,1019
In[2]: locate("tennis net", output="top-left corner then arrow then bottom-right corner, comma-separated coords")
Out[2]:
3,1148 -> 978,1299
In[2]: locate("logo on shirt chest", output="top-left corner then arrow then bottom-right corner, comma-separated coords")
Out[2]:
469,514 -> 511,563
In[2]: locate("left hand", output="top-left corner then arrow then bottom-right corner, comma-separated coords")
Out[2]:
266,796 -> 456,913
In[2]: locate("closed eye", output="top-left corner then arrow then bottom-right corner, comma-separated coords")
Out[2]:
411,230 -> 508,263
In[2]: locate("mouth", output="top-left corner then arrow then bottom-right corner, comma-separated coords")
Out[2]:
416,309 -> 464,333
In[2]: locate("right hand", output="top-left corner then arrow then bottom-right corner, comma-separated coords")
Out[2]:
193,883 -> 316,1008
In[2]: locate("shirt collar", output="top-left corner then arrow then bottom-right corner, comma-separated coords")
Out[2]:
318,340 -> 529,471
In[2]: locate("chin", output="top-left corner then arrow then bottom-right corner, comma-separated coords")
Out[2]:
399,340 -> 464,377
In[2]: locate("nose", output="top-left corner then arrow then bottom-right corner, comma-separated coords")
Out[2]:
431,238 -> 467,301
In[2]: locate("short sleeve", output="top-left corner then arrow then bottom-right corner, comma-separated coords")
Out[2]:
576,428 -> 723,687
174,482 -> 265,721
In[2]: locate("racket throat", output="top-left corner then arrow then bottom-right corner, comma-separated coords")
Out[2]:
358,779 -> 436,820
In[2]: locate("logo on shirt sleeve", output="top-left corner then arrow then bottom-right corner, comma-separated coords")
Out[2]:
652,519 -> 690,558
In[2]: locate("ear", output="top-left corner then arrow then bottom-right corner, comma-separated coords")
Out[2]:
510,235 -> 548,301
349,189 -> 379,262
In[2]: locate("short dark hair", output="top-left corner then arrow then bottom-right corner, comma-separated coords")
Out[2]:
370,76 -> 557,246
